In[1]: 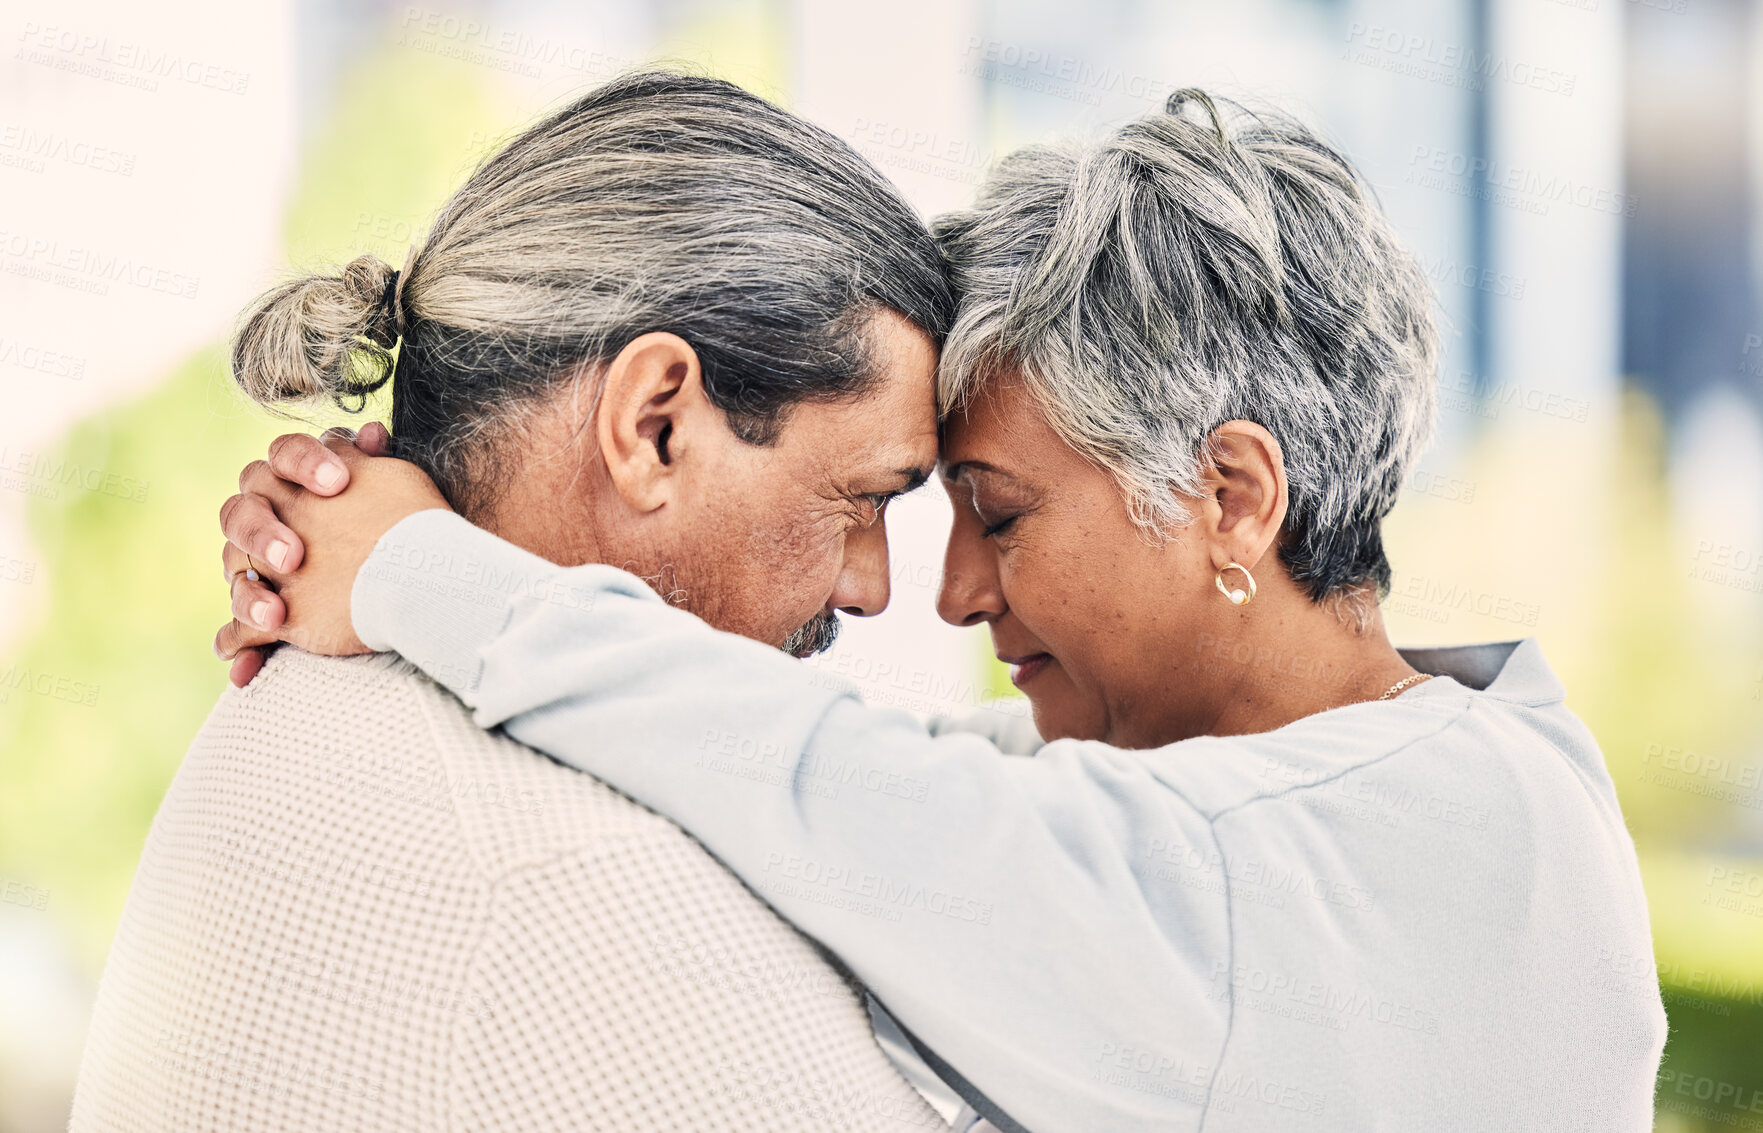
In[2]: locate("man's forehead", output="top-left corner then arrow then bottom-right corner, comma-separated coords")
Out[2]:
792,404 -> 936,486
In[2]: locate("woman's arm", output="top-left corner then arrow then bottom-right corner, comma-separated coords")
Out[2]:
217,440 -> 1228,1133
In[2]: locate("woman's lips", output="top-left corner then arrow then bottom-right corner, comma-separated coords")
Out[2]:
1007,653 -> 1052,688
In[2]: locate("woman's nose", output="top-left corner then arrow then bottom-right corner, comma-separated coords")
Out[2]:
936,525 -> 1005,627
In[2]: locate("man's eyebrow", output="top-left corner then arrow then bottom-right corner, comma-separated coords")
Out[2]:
894,466 -> 933,494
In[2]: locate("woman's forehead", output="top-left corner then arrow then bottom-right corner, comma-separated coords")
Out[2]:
938,378 -> 1060,480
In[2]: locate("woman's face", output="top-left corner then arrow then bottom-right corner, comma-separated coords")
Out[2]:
936,376 -> 1227,747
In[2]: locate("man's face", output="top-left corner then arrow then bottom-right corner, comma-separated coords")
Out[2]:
643,309 -> 940,655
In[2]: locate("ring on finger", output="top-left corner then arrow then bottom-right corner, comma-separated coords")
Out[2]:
230,554 -> 261,586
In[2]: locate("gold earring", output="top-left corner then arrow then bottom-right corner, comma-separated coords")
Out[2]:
1215,561 -> 1256,606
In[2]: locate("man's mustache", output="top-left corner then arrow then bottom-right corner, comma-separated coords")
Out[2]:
781,611 -> 840,658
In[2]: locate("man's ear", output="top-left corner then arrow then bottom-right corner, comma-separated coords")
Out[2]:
595,332 -> 707,513
1195,420 -> 1290,573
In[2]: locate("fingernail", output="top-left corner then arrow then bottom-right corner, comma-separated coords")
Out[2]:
266,540 -> 290,571
314,462 -> 342,489
250,601 -> 272,629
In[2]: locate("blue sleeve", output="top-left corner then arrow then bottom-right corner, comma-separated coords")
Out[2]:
352,510 -> 1229,1133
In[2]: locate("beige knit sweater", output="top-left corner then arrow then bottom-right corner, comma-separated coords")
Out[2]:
70,650 -> 946,1131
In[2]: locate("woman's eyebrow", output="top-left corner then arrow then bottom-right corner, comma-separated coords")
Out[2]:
856,467 -> 932,501
941,460 -> 1005,483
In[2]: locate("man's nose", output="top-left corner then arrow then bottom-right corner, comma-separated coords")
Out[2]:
936,525 -> 1004,627
831,516 -> 892,617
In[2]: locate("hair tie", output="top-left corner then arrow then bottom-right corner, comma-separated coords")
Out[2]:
379,270 -> 401,335
383,244 -> 416,341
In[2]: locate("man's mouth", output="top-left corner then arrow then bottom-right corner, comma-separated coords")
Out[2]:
999,652 -> 1052,688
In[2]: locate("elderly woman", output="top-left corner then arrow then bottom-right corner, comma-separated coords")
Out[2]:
215,92 -> 1665,1131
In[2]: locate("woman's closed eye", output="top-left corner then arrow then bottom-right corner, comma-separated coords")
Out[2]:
971,498 -> 1025,539
947,469 -> 1035,541
980,514 -> 1018,538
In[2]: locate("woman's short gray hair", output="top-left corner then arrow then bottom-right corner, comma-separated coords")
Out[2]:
933,89 -> 1439,614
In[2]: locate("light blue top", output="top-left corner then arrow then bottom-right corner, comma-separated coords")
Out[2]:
352,510 -> 1666,1133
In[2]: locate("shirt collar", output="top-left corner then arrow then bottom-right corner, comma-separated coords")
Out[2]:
1397,638 -> 1565,706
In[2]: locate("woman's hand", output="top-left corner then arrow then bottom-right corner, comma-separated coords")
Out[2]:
214,422 -> 453,686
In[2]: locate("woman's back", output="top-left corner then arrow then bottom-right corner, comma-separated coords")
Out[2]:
1156,639 -> 1664,1129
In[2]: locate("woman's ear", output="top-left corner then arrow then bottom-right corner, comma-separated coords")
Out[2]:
594,332 -> 706,513
1196,420 -> 1289,572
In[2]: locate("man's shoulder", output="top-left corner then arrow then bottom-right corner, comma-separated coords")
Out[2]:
201,649 -> 701,878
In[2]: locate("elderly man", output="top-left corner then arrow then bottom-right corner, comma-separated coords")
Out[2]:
72,72 -> 979,1132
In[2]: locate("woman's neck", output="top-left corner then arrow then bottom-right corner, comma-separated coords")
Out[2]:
1109,582 -> 1421,748
1201,592 -> 1418,740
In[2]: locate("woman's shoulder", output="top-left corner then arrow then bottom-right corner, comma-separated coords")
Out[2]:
1135,638 -> 1607,823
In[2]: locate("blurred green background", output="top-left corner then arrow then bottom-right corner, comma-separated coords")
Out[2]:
2,2 -> 1760,1130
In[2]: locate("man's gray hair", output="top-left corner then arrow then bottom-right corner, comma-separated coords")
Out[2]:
233,71 -> 953,518
933,89 -> 1439,616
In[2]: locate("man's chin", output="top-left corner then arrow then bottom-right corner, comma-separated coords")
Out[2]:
780,612 -> 840,658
